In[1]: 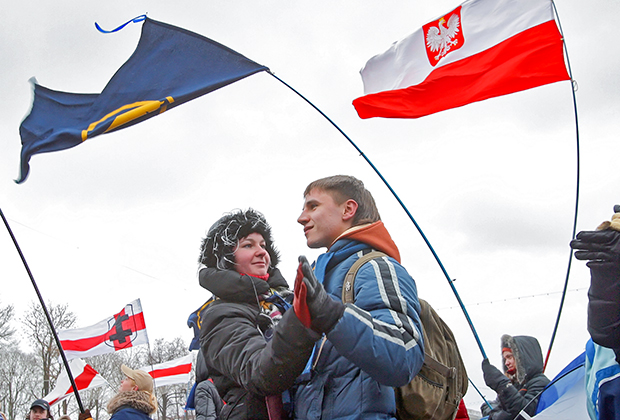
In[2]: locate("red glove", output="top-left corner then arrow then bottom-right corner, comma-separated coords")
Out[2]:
294,259 -> 312,328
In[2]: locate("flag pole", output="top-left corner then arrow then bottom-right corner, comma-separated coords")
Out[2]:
542,0 -> 580,373
268,71 -> 487,359
0,207 -> 86,412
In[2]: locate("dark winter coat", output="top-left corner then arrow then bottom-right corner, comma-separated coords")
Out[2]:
481,335 -> 550,420
587,262 -> 620,363
107,391 -> 156,420
195,350 -> 223,420
199,267 -> 320,420
293,221 -> 425,420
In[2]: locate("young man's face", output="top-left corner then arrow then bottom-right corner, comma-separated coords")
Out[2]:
298,188 -> 351,249
29,407 -> 48,420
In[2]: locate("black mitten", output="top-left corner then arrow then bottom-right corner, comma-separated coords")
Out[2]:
571,229 -> 620,267
298,256 -> 345,334
482,358 -> 509,391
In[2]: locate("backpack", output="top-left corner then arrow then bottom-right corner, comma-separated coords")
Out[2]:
343,251 -> 468,420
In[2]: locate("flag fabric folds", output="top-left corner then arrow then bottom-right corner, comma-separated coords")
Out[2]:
43,359 -> 108,406
17,17 -> 269,183
140,354 -> 193,387
58,299 -> 148,360
352,0 -> 570,119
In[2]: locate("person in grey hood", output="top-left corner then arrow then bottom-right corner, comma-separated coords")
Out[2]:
480,334 -> 550,420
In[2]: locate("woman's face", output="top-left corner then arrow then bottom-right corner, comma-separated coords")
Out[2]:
119,376 -> 137,392
233,232 -> 270,276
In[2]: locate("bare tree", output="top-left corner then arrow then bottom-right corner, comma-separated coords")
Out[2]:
0,348 -> 38,420
0,299 -> 16,348
145,337 -> 190,420
21,301 -> 77,396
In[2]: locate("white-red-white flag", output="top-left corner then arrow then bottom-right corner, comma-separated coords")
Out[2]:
58,299 -> 148,360
140,354 -> 193,387
353,0 -> 570,119
43,359 -> 108,406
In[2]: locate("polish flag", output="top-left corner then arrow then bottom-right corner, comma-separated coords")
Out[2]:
140,354 -> 193,387
352,0 -> 570,119
44,359 -> 108,406
58,299 -> 148,360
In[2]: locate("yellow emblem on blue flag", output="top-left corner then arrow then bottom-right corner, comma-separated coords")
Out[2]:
17,18 -> 268,183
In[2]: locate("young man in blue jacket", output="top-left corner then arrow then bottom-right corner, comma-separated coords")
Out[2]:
292,175 -> 425,420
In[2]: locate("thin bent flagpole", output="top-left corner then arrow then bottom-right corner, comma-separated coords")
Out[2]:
0,207 -> 86,412
543,0 -> 580,372
268,71 -> 488,360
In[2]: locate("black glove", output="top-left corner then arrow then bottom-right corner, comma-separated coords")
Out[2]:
298,256 -> 345,334
571,229 -> 620,267
78,410 -> 92,420
482,358 -> 509,391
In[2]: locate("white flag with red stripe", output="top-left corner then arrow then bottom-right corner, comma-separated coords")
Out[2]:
43,359 -> 108,406
141,354 -> 193,387
58,299 -> 148,360
353,0 -> 570,119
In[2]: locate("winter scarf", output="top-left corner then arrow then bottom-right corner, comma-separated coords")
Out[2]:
107,391 -> 156,416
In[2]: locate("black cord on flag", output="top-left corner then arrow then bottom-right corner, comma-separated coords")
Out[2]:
542,0 -> 581,373
0,207 -> 86,412
268,71 -> 488,360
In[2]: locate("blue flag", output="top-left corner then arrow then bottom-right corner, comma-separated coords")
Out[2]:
17,17 -> 269,183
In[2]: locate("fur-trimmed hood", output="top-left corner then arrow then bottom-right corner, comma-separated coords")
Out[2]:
107,391 -> 156,416
501,334 -> 544,385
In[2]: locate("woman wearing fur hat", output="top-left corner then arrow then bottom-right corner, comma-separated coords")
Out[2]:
197,208 -> 320,420
105,365 -> 158,420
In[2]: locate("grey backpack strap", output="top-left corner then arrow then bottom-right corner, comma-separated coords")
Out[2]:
342,250 -> 387,304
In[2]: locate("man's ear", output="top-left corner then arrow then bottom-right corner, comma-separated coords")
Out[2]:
342,199 -> 358,222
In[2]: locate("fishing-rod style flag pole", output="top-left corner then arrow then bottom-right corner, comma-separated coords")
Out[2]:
14,14 -> 490,360
16,17 -> 268,183
58,299 -> 148,360
140,354 -> 193,388
352,0 -> 570,119
43,359 -> 108,407
0,207 -> 85,412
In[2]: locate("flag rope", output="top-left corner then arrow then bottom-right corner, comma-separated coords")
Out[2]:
543,0 -> 581,373
268,71 -> 488,359
0,206 -> 86,412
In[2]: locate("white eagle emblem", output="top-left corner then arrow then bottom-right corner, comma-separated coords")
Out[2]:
425,14 -> 461,61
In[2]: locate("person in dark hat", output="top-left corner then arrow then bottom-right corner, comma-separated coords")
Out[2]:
28,400 -> 52,420
197,208 -> 320,420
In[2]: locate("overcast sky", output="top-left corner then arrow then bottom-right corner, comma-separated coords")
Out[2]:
1,0 -> 619,410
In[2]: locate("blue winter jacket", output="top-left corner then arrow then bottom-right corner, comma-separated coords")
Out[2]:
585,339 -> 620,420
293,236 -> 425,420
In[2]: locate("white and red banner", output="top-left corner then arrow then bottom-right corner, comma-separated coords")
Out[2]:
44,359 -> 108,406
140,354 -> 193,387
58,299 -> 148,360
353,0 -> 570,119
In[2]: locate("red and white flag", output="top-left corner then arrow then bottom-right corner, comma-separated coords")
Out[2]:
43,359 -> 108,406
140,354 -> 193,387
58,299 -> 148,360
353,0 -> 570,119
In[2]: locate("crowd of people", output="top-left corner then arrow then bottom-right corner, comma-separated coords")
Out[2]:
19,177 -> 620,420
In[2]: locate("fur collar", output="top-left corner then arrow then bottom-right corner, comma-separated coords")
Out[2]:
107,391 -> 155,416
